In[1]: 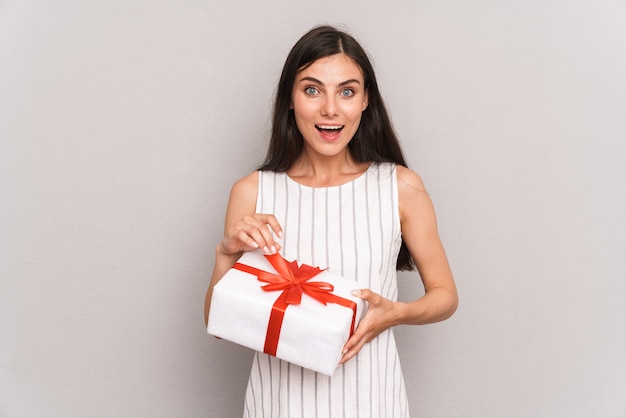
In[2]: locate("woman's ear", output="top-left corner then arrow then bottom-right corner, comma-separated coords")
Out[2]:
362,91 -> 369,111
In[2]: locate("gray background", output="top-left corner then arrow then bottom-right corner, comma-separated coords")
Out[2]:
2,0 -> 625,417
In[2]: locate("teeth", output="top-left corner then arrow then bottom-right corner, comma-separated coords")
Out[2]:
316,125 -> 343,130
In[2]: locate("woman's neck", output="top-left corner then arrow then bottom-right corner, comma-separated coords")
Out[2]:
287,150 -> 369,188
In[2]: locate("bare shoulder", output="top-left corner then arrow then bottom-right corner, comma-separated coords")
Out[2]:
396,165 -> 426,194
226,171 -> 259,219
230,171 -> 259,198
396,165 -> 436,224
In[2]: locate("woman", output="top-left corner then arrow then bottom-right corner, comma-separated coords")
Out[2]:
205,25 -> 458,417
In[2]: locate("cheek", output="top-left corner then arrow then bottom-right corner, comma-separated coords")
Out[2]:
293,101 -> 318,121
292,107 -> 315,134
351,115 -> 363,132
341,103 -> 365,123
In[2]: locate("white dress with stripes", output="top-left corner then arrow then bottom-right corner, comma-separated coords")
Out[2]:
244,162 -> 410,418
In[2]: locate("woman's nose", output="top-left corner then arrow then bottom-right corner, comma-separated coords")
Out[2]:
321,96 -> 338,117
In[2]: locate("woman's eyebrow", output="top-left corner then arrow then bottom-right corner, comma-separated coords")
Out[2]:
338,79 -> 361,87
298,76 -> 323,85
298,77 -> 362,87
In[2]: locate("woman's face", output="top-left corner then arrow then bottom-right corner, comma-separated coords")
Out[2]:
291,54 -> 369,159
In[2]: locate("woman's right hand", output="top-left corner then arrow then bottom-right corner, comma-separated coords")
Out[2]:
206,173 -> 283,325
220,213 -> 283,256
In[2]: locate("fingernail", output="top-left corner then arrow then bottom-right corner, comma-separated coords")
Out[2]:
263,246 -> 270,254
271,245 -> 277,254
277,231 -> 284,239
351,289 -> 361,296
341,347 -> 348,355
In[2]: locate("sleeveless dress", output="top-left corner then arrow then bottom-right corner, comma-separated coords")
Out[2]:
244,162 -> 410,418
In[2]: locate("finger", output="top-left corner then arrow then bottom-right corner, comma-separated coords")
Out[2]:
252,214 -> 284,245
235,218 -> 277,253
255,223 -> 281,254
220,231 -> 256,254
234,229 -> 261,251
352,288 -> 378,305
341,333 -> 358,356
257,214 -> 284,239
340,321 -> 368,360
243,215 -> 282,253
339,335 -> 366,365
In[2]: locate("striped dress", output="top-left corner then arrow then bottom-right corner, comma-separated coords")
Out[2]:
244,162 -> 410,418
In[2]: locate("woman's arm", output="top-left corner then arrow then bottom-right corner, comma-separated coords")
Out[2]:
203,171 -> 283,325
392,165 -> 458,324
340,165 -> 457,363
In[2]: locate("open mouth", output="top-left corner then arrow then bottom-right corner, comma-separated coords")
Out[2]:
315,125 -> 344,134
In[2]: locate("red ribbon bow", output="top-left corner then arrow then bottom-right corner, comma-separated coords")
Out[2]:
234,253 -> 358,357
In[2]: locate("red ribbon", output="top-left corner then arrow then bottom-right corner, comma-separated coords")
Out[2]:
233,253 -> 358,357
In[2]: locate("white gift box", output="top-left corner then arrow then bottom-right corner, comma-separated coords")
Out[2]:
207,250 -> 366,376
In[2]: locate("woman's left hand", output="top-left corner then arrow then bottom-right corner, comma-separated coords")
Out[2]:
338,288 -> 402,365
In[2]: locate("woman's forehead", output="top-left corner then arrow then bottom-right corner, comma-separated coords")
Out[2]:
296,54 -> 364,83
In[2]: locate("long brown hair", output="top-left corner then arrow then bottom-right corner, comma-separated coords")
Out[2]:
259,25 -> 415,271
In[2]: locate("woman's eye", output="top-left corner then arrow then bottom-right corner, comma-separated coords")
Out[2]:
340,89 -> 355,97
305,87 -> 319,95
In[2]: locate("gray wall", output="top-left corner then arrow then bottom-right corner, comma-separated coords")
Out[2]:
2,1 -> 625,417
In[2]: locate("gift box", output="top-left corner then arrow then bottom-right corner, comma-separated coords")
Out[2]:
207,250 -> 366,376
